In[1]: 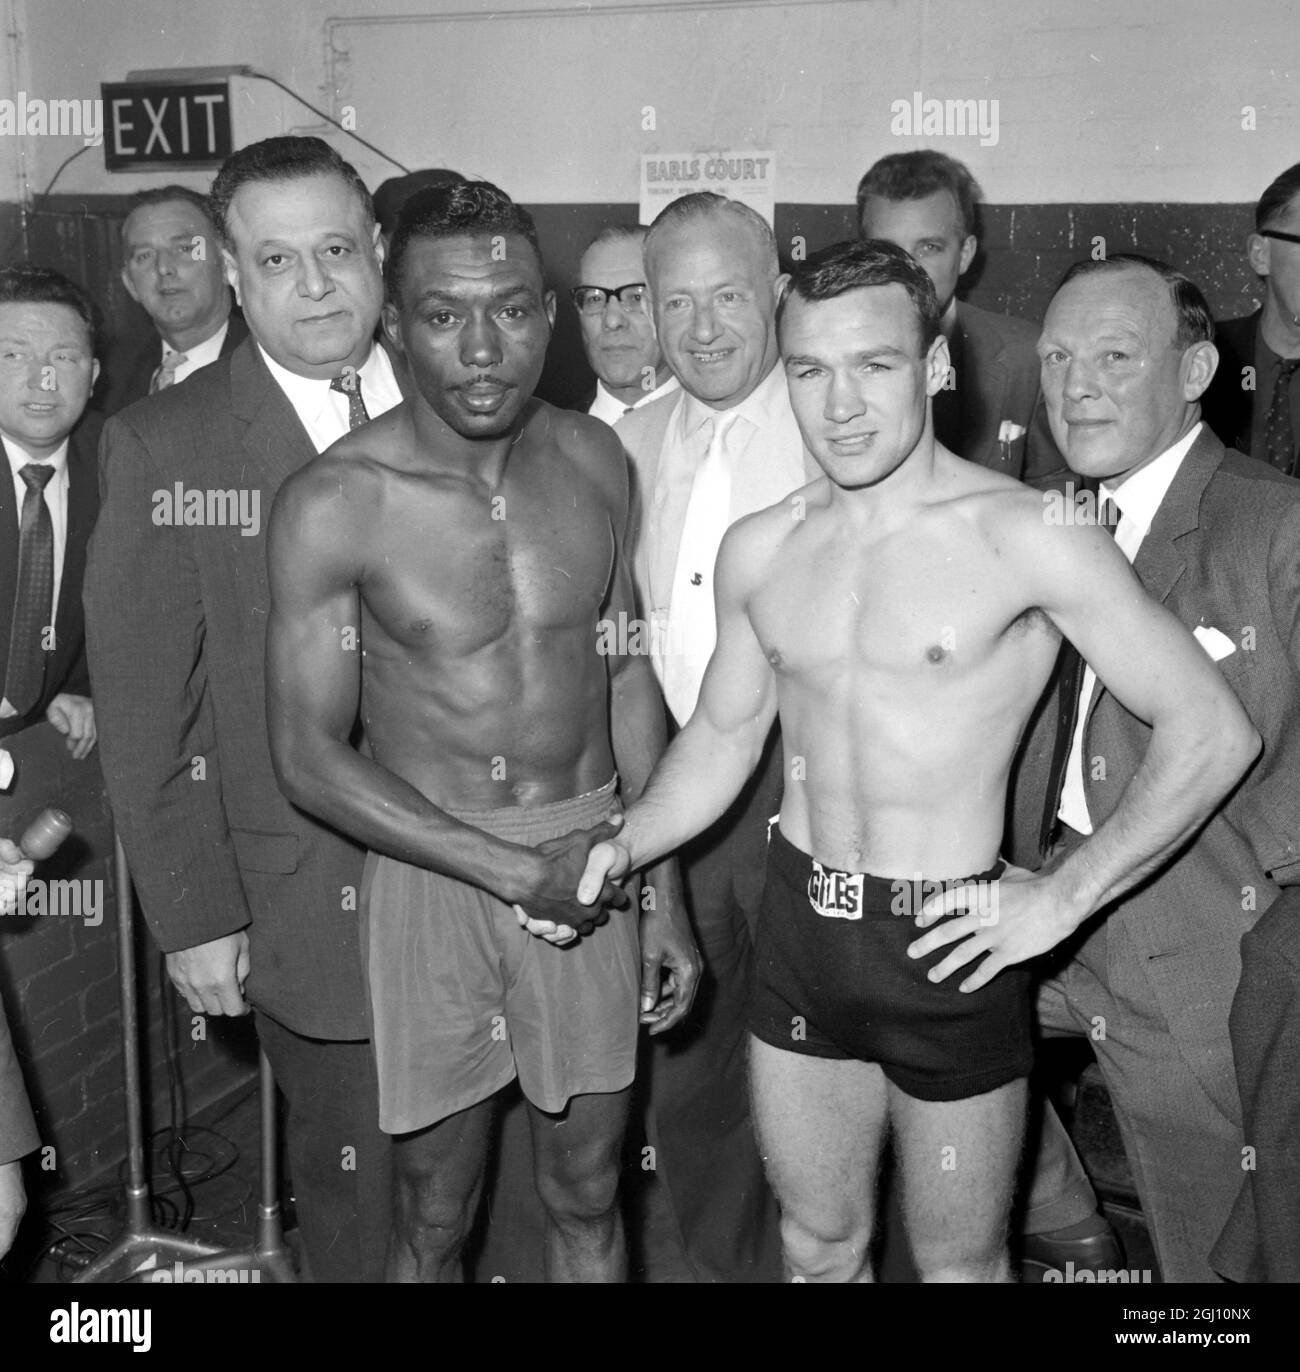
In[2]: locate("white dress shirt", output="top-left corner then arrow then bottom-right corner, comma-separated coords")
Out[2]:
258,342 -> 403,453
1,434 -> 70,718
633,362 -> 816,711
588,374 -> 680,427
167,319 -> 229,386
1058,422 -> 1203,833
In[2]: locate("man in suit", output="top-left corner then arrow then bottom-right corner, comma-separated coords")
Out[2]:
0,828 -> 37,1263
0,264 -> 101,828
856,150 -> 1062,486
85,137 -> 404,1282
612,192 -> 807,1282
572,226 -> 678,424
997,254 -> 1300,1282
1202,161 -> 1300,476
99,187 -> 247,415
0,265 -> 102,1267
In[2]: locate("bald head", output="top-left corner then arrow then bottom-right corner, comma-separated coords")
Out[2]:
1038,257 -> 1218,483
643,196 -> 784,409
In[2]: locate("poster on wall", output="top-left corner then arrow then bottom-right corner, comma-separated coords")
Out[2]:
639,151 -> 776,228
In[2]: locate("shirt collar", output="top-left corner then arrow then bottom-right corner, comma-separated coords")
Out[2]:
1102,422 -> 1202,536
678,359 -> 787,441
164,318 -> 228,370
257,341 -> 394,423
3,432 -> 71,477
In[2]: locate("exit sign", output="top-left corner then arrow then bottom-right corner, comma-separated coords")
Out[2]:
101,80 -> 233,171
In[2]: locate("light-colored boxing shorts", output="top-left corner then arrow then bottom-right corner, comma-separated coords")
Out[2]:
359,777 -> 639,1135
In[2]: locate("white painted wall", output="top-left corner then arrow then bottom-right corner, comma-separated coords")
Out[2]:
3,0 -> 1298,206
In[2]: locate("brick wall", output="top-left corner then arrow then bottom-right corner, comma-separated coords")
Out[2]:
0,753 -> 257,1197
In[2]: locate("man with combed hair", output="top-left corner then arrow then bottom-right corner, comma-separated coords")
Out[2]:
267,180 -> 697,1282
579,239 -> 1258,1281
101,185 -> 246,413
86,135 -> 406,1282
611,190 -> 811,1281
1009,254 -> 1300,1282
856,150 -> 1062,485
571,225 -> 678,423
1203,161 -> 1300,475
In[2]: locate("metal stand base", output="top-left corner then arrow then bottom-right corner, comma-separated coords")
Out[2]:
73,837 -> 297,1283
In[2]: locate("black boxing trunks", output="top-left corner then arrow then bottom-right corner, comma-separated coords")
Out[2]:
749,825 -> 1033,1101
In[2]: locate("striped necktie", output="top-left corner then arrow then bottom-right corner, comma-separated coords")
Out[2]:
150,347 -> 189,393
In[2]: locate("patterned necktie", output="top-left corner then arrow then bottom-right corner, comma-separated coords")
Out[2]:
1263,356 -> 1299,475
661,411 -> 740,725
4,463 -> 56,716
330,371 -> 370,430
1039,490 -> 1119,851
150,347 -> 189,393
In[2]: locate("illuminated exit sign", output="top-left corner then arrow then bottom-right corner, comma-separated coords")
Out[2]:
101,72 -> 238,171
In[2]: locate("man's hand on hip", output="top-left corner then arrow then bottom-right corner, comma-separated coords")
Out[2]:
165,930 -> 251,1016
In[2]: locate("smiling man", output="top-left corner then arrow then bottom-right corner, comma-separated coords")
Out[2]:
100,186 -> 246,413
265,180 -> 696,1283
579,239 -> 1258,1281
85,137 -> 405,1283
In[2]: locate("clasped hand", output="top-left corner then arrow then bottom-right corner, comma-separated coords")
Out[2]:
512,816 -> 630,946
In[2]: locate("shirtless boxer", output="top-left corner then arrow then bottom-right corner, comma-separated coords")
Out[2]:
266,182 -> 697,1283
577,239 -> 1258,1282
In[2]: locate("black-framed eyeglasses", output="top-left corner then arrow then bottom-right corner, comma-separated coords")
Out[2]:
571,282 -> 648,315
1261,229 -> 1300,246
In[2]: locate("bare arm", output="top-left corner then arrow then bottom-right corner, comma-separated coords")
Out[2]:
602,454 -> 700,1030
913,505 -> 1259,987
579,516 -> 780,900
265,459 -> 617,917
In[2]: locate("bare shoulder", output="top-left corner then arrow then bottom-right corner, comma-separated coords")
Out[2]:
274,414 -> 410,542
959,473 -> 1128,608
536,400 -> 629,510
718,476 -> 832,590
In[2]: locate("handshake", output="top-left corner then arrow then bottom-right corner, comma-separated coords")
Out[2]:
510,814 -> 634,946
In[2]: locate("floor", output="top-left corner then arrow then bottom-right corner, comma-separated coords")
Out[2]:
16,1044 -> 1155,1284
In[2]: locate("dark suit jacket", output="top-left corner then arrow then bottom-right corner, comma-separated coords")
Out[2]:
1202,310 -> 1261,456
84,338 -> 369,1039
0,989 -> 38,1165
947,301 -> 1063,486
0,411 -> 101,740
1009,427 -> 1300,1120
1212,884 -> 1300,1282
97,312 -> 248,418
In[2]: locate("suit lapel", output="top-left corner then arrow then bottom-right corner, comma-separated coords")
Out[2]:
51,419 -> 100,672
226,338 -> 317,493
1083,428 -> 1223,759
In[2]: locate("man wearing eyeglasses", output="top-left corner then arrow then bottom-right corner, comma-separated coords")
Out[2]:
1204,161 -> 1300,476
572,226 -> 678,425
99,186 -> 246,415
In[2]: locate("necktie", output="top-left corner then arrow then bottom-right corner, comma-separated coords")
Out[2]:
150,347 -> 189,393
330,371 -> 370,430
1039,491 -> 1119,851
1263,356 -> 1299,476
4,463 -> 56,717
661,411 -> 740,725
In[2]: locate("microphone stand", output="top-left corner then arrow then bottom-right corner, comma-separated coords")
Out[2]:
74,833 -> 296,1283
